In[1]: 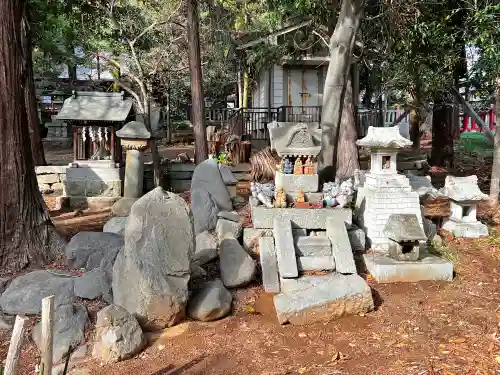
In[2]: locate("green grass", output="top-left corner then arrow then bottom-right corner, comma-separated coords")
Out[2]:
457,132 -> 493,158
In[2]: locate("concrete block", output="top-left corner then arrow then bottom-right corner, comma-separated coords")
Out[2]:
273,218 -> 298,279
37,173 -> 60,184
327,217 -> 357,274
362,252 -> 453,283
251,207 -> 352,229
294,236 -> 331,256
273,273 -> 374,325
275,171 -> 318,193
297,256 -> 335,271
259,237 -> 280,293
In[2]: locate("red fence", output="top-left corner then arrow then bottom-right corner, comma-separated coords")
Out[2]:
460,107 -> 497,133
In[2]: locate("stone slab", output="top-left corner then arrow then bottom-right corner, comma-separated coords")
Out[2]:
294,236 -> 331,256
275,172 -> 319,193
259,237 -> 280,293
273,273 -> 374,325
327,217 -> 357,274
35,166 -> 68,174
297,256 -> 335,271
442,219 -> 488,238
362,252 -> 453,283
37,173 -> 60,184
273,218 -> 298,279
251,207 -> 352,229
217,211 -> 240,222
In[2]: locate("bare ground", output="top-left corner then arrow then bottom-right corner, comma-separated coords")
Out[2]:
3,145 -> 498,375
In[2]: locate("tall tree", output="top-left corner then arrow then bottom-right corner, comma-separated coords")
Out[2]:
318,0 -> 364,182
23,5 -> 46,166
0,0 -> 64,271
187,0 -> 208,163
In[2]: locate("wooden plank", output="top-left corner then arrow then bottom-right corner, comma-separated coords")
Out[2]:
4,316 -> 29,375
40,295 -> 55,375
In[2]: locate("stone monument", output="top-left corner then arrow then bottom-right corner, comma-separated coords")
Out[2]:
249,122 -> 373,325
356,126 -> 453,283
441,175 -> 488,238
112,121 -> 151,217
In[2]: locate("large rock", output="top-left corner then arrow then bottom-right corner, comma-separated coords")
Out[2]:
65,232 -> 124,271
33,304 -> 88,364
74,270 -> 112,303
188,279 -> 232,322
219,238 -> 256,288
191,159 -> 233,235
193,231 -> 218,265
0,271 -> 74,315
112,187 -> 194,330
92,305 -> 145,363
103,217 -> 128,235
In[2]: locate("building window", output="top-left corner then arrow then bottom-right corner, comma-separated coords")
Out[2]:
382,156 -> 391,169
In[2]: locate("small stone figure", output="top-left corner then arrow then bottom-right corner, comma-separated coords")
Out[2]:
296,189 -> 305,203
274,188 -> 287,208
294,158 -> 304,175
336,178 -> 355,208
283,157 -> 293,174
277,158 -> 285,173
294,189 -> 310,208
322,181 -> 340,207
250,182 -> 275,208
304,156 -> 314,174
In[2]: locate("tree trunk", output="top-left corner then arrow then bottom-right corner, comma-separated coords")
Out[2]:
409,105 -> 421,149
187,0 -> 207,163
23,8 -> 46,166
318,0 -> 364,182
336,72 -> 360,180
430,96 -> 454,168
0,0 -> 64,272
489,78 -> 500,204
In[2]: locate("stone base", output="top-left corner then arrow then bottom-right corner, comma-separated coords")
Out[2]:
275,171 -> 318,193
251,199 -> 352,229
442,219 -> 488,238
273,273 -> 373,325
362,252 -> 453,283
112,197 -> 138,217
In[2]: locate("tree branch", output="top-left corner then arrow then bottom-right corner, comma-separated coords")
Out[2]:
117,78 -> 145,114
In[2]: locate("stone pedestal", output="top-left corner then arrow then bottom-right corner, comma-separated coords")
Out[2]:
112,121 -> 151,217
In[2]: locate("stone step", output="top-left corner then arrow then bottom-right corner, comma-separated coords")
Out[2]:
259,237 -> 280,293
294,236 -> 331,256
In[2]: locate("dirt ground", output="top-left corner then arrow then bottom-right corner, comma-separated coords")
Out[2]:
0,199 -> 497,375
2,144 -> 498,375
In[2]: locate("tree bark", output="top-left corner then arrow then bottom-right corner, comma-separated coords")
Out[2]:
489,78 -> 500,204
187,0 -> 208,163
318,0 -> 364,182
23,7 -> 46,166
336,71 -> 359,180
409,72 -> 421,149
0,0 -> 64,272
430,96 -> 454,168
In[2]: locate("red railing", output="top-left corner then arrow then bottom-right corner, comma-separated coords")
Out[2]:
460,107 -> 496,132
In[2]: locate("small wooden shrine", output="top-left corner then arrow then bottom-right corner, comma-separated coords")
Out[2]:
56,91 -> 134,166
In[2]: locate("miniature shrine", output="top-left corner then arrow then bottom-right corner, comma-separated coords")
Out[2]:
56,91 -> 134,208
441,175 -> 488,238
355,126 -> 453,283
248,122 -> 373,325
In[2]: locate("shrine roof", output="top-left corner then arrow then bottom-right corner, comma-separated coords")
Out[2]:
356,126 -> 413,149
268,122 -> 321,157
56,91 -> 133,122
442,175 -> 488,202
383,214 -> 426,242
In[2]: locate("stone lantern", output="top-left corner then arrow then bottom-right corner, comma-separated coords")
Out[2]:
112,121 -> 151,217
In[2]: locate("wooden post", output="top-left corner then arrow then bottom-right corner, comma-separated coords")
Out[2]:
39,295 -> 55,375
4,315 -> 29,375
